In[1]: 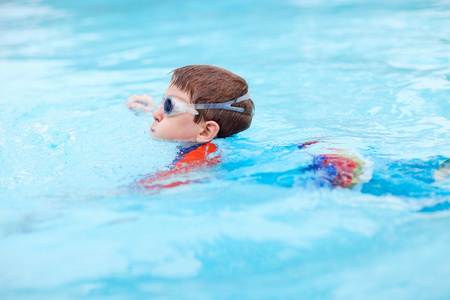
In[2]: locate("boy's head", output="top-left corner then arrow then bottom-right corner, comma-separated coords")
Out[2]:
151,65 -> 254,143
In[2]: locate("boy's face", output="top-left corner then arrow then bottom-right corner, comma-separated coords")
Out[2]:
150,85 -> 205,142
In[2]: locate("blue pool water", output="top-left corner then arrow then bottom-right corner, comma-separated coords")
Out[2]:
1,0 -> 450,299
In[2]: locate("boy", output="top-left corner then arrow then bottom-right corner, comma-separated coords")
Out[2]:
127,65 -> 369,190
126,65 -> 255,189
126,65 -> 448,193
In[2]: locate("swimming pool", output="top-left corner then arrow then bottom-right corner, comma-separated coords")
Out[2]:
1,0 -> 450,298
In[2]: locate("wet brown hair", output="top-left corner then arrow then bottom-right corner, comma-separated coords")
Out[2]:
170,65 -> 254,138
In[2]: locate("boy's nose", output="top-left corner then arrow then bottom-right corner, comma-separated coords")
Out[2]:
153,107 -> 163,122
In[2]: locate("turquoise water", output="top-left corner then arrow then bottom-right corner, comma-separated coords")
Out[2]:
1,0 -> 450,299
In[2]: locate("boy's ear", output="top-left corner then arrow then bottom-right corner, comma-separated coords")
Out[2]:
196,121 -> 220,143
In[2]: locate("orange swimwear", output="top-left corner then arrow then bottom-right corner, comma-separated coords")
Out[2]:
136,143 -> 221,190
135,140 -> 363,192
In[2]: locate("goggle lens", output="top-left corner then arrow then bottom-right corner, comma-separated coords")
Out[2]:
163,98 -> 174,114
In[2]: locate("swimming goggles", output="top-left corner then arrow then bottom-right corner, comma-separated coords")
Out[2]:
161,92 -> 253,116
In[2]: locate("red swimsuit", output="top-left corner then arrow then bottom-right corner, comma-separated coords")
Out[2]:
136,141 -> 363,191
137,143 -> 221,190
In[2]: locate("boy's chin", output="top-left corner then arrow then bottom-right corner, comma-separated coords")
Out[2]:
150,128 -> 201,143
150,133 -> 198,143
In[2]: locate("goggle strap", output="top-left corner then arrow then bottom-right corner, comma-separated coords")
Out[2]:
235,92 -> 251,103
185,106 -> 199,115
194,101 -> 244,113
194,92 -> 252,114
